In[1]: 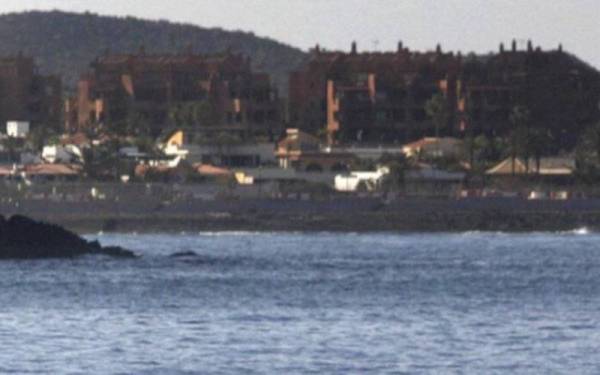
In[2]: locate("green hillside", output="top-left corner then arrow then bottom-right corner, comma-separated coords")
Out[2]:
0,10 -> 308,94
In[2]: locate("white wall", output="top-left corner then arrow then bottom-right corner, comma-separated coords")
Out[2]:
334,168 -> 389,192
6,121 -> 30,138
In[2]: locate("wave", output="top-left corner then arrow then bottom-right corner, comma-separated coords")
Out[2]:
459,226 -> 595,235
560,227 -> 591,235
459,230 -> 510,237
196,231 -> 273,237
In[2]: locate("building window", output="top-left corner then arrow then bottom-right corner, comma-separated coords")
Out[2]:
393,109 -> 405,121
305,163 -> 324,172
254,111 -> 265,123
413,108 -> 426,122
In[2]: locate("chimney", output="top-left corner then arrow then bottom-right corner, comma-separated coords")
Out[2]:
398,41 -> 403,52
527,40 -> 533,52
558,43 -> 563,53
512,39 -> 517,52
436,43 -> 442,54
499,43 -> 505,54
351,41 -> 357,54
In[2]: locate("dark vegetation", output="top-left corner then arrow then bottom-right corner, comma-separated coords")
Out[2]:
0,10 -> 308,93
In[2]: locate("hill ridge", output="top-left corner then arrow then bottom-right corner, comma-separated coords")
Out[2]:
0,10 -> 308,93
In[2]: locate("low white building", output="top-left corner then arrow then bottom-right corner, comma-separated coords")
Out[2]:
234,167 -> 337,186
6,121 -> 30,138
334,167 -> 390,192
162,130 -> 276,167
404,165 -> 466,196
164,142 -> 276,167
329,145 -> 406,161
42,145 -> 83,164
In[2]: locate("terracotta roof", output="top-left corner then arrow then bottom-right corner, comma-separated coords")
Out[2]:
0,165 -> 14,176
403,137 -> 460,150
486,157 -> 575,176
23,164 -> 81,176
135,164 -> 170,176
134,164 -> 189,178
194,164 -> 232,176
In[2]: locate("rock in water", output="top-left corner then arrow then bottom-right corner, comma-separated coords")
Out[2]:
0,215 -> 136,259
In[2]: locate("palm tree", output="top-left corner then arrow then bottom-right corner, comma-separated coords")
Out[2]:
378,153 -> 409,193
527,127 -> 551,174
2,137 -> 19,163
508,105 -> 531,174
214,132 -> 242,166
472,135 -> 491,171
574,122 -> 600,182
168,100 -> 216,128
460,93 -> 478,169
424,93 -> 449,138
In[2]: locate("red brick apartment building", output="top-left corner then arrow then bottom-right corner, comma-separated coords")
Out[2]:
69,50 -> 282,138
290,40 -> 600,148
0,55 -> 61,131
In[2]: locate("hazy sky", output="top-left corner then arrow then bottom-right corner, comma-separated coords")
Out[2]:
2,0 -> 600,67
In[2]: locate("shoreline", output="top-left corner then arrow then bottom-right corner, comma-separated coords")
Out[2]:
3,197 -> 600,234
35,211 -> 600,235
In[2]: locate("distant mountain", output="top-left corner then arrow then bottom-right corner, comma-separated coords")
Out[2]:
0,11 -> 308,95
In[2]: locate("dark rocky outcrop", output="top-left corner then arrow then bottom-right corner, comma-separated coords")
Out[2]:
0,215 -> 136,259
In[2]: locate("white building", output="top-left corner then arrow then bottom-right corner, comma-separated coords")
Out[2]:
162,130 -> 276,167
329,145 -> 406,161
334,167 -> 390,192
163,142 -> 276,167
42,145 -> 83,164
6,121 -> 30,138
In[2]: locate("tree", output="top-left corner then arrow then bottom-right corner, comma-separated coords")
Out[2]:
575,122 -> 600,182
213,131 -> 242,166
527,127 -> 552,174
124,110 -> 150,136
508,105 -> 531,174
168,100 -> 217,128
462,134 -> 491,172
461,93 -> 477,167
1,137 -> 20,163
425,93 -> 449,138
26,126 -> 56,151
133,135 -> 156,153
378,153 -> 409,192
82,140 -> 123,180
193,100 -> 217,127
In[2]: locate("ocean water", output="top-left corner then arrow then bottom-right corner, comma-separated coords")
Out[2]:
0,230 -> 599,373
